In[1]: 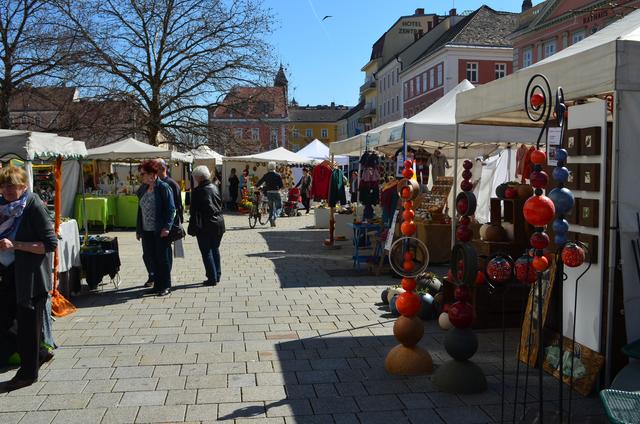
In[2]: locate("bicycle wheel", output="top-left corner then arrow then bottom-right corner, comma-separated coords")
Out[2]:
248,208 -> 258,229
258,208 -> 268,225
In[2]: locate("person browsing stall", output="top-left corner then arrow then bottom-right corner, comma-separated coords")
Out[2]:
256,162 -> 284,227
156,158 -> 183,223
295,167 -> 312,214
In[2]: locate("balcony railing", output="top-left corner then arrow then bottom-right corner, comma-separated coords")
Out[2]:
359,79 -> 376,93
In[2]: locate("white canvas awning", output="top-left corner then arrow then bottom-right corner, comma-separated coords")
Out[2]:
297,139 -> 349,166
86,137 -> 192,163
225,147 -> 317,165
329,119 -> 407,156
0,129 -> 87,160
189,146 -> 224,161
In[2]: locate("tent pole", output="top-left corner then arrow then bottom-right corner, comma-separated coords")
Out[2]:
402,124 -> 407,162
80,159 -> 89,242
451,125 -> 459,249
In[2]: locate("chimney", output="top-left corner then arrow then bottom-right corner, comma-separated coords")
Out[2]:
415,8 -> 424,15
449,8 -> 457,16
522,0 -> 533,12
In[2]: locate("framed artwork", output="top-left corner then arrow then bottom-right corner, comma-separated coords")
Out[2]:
580,127 -> 601,156
542,332 -> 604,396
579,163 -> 600,191
578,198 -> 599,228
577,233 -> 599,264
564,163 -> 580,191
563,129 -> 580,156
565,200 -> 579,225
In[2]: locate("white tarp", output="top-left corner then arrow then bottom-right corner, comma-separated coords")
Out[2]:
190,146 -> 224,161
0,129 -> 87,160
297,139 -> 349,166
225,146 -> 317,165
86,137 -> 192,163
329,119 -> 406,156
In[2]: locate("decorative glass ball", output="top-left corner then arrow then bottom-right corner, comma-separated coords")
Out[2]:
401,221 -> 417,236
555,233 -> 567,246
531,150 -> 546,165
396,292 -> 421,317
530,232 -> 550,249
456,197 -> 469,215
448,301 -> 474,328
532,255 -> 549,272
401,277 -> 417,291
460,180 -> 473,192
530,171 -> 549,189
561,243 -> 585,268
459,216 -> 470,226
531,92 -> 545,108
515,255 -> 537,284
404,160 -> 413,169
402,168 -> 414,179
462,169 -> 472,180
549,187 -> 575,214
552,166 -> 570,183
454,285 -> 470,302
403,209 -> 415,221
486,256 -> 513,284
463,160 -> 474,170
552,218 -> 569,234
556,149 -> 568,162
523,195 -> 556,226
456,225 -> 473,243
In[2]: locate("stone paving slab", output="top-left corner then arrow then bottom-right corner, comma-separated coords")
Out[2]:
0,212 -> 606,423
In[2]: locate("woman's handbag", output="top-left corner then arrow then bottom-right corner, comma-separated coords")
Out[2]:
168,223 -> 186,242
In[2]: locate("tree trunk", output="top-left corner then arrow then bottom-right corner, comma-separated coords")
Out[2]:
0,75 -> 12,129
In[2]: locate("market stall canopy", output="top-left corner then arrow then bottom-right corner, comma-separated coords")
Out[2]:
456,9 -> 640,125
190,145 -> 224,161
329,119 -> 406,156
225,146 -> 317,165
297,139 -> 349,166
0,129 -> 87,160
86,137 -> 192,162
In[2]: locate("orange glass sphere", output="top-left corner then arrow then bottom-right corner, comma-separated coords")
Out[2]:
403,260 -> 415,272
401,187 -> 412,199
531,92 -> 545,108
401,277 -> 417,291
403,201 -> 413,210
401,221 -> 417,236
402,168 -> 414,179
396,292 -> 421,317
523,195 -> 556,227
403,210 -> 415,221
403,251 -> 414,261
532,255 -> 549,272
530,150 -> 546,165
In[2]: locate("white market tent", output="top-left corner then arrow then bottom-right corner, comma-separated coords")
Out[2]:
455,9 -> 640,383
190,145 -> 224,161
86,137 -> 192,163
297,139 -> 349,166
329,118 -> 407,156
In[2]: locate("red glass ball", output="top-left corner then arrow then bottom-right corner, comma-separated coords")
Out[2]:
515,255 -> 537,284
459,216 -> 470,226
446,269 -> 453,282
530,232 -> 550,249
403,251 -> 414,262
403,209 -> 415,221
401,221 -> 417,236
402,168 -> 414,179
523,195 -> 556,226
531,150 -> 546,165
463,160 -> 473,170
448,301 -> 474,328
460,180 -> 473,192
486,256 -> 513,284
475,270 -> 485,285
403,260 -> 415,272
456,225 -> 473,242
456,197 -> 469,215
401,187 -> 412,199
462,169 -> 472,180
396,292 -> 421,317
561,243 -> 585,268
401,277 -> 417,291
454,285 -> 470,302
404,160 -> 413,169
531,92 -> 545,108
532,255 -> 549,272
456,270 -> 463,281
530,171 -> 549,189
404,201 -> 413,210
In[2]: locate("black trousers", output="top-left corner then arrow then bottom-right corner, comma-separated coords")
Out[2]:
141,231 -> 172,291
301,193 -> 310,213
0,264 -> 45,380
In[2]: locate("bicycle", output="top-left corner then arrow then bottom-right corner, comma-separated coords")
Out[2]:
248,190 -> 269,228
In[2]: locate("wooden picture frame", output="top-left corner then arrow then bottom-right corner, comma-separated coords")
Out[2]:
563,129 -> 580,156
577,233 -> 599,264
565,163 -> 580,191
578,198 -> 599,228
580,127 -> 601,156
579,163 -> 600,192
542,332 -> 605,396
519,259 -> 557,366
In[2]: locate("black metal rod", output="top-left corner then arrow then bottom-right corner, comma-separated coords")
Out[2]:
557,256 -> 564,421
512,283 -> 532,423
501,291 -> 506,424
522,289 -> 536,422
537,274 -> 544,423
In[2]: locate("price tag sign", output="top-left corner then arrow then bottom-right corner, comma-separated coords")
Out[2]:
547,127 -> 562,166
385,210 -> 399,252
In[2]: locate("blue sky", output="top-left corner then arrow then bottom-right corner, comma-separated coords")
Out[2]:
264,0 -> 543,107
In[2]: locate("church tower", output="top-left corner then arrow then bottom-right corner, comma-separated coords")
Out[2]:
274,64 -> 288,102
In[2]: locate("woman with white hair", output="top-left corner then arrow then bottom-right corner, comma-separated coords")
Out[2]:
187,166 -> 225,286
256,161 -> 283,227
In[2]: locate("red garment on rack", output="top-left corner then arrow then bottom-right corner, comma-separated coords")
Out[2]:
516,144 -> 528,178
311,163 -> 332,200
521,146 -> 536,183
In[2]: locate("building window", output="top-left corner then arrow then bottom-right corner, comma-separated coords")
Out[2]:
292,128 -> 299,139
573,29 -> 586,44
429,69 -> 435,89
495,63 -> 506,79
396,69 -> 399,83
409,81 -> 414,98
437,65 -> 443,86
234,128 -> 242,138
270,129 -> 278,146
392,70 -> 395,86
251,128 -> 259,140
523,47 -> 533,68
466,62 -> 478,82
35,116 -> 42,126
305,128 -> 313,138
392,97 -> 395,113
321,128 -> 328,138
404,82 -> 408,98
417,76 -> 422,94
544,39 -> 556,58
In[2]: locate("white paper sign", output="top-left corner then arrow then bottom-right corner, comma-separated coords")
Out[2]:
385,210 -> 399,252
547,127 -> 562,166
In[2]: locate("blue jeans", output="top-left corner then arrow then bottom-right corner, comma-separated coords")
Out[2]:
267,191 -> 282,222
141,231 -> 172,291
196,233 -> 222,283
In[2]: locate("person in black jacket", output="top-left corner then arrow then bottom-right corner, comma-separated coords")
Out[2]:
156,158 -> 183,223
0,166 -> 57,391
188,166 -> 225,286
228,168 -> 239,210
256,161 -> 283,227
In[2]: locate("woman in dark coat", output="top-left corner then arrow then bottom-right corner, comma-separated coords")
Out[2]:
0,166 -> 57,391
136,160 -> 176,297
188,165 -> 225,286
228,168 -> 239,210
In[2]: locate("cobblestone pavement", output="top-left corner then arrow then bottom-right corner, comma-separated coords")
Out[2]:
0,212 -> 606,423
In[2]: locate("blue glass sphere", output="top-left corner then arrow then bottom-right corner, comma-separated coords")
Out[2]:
549,187 -> 575,214
553,166 -> 570,183
556,149 -> 568,162
552,218 -> 569,234
555,234 -> 567,245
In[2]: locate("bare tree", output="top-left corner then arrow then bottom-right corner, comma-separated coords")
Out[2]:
56,0 -> 277,146
0,0 -> 79,128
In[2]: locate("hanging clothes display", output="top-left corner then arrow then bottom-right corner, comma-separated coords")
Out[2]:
328,168 -> 347,207
429,149 -> 450,179
516,144 -> 528,178
380,180 -> 399,228
311,161 -> 332,201
520,146 -> 536,183
414,148 -> 431,186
